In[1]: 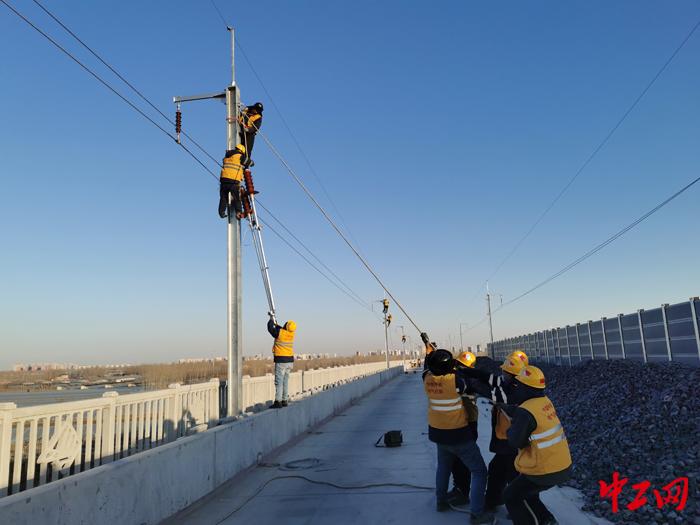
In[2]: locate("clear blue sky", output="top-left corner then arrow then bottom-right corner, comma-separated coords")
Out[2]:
1,1 -> 698,368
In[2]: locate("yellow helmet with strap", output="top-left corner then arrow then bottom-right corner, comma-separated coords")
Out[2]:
501,356 -> 525,376
508,350 -> 528,366
515,365 -> 546,389
456,351 -> 476,368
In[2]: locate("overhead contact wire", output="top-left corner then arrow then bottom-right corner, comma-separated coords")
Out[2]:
497,175 -> 700,311
259,130 -> 423,333
467,18 -> 700,302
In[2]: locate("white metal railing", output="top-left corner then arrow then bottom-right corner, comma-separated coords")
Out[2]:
239,361 -> 403,410
0,361 -> 403,497
0,378 -> 219,497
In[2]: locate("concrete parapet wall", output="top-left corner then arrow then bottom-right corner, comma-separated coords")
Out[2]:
0,366 -> 403,525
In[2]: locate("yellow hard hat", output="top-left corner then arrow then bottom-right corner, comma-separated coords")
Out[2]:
235,143 -> 246,153
501,356 -> 525,376
508,350 -> 528,366
515,365 -> 546,389
285,320 -> 297,332
456,351 -> 476,368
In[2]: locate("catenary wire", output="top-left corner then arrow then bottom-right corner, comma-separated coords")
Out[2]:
494,174 -> 700,312
257,215 -> 376,313
466,18 -> 700,305
6,0 -> 380,320
208,0 -> 365,254
0,0 -> 220,182
256,200 -> 371,309
258,129 -> 424,334
31,0 -> 222,169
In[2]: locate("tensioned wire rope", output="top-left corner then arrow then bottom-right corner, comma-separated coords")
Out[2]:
208,0 -> 367,258
463,174 -> 700,335
463,17 -> 700,307
0,0 -> 380,320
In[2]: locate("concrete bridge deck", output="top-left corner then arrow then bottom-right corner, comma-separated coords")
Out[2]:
167,372 -> 610,525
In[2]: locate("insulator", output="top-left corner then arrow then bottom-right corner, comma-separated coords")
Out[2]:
175,110 -> 182,134
244,169 -> 256,195
242,194 -> 252,217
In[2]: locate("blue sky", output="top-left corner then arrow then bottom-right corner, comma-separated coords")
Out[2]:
1,1 -> 698,368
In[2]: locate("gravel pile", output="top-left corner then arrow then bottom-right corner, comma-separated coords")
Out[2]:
539,360 -> 700,525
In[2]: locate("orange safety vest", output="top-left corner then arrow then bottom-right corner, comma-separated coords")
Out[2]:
424,373 -> 468,431
515,396 -> 572,475
239,112 -> 261,131
272,328 -> 295,358
220,153 -> 245,181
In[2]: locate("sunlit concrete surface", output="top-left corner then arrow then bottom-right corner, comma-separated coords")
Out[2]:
166,373 -> 611,525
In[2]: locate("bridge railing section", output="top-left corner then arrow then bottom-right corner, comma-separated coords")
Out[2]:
1,361 -> 403,497
219,360 -> 404,417
487,297 -> 700,366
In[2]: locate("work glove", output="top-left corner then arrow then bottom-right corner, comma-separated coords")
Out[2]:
420,332 -> 430,345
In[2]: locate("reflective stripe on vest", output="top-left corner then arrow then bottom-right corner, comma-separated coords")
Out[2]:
514,396 -> 572,475
424,373 -> 468,430
221,155 -> 244,181
273,328 -> 295,357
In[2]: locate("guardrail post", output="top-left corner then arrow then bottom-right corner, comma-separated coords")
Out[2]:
168,383 -> 181,441
617,314 -> 626,359
661,303 -> 672,362
601,318 -> 609,360
690,297 -> 700,363
587,321 -> 594,359
0,403 -> 16,497
638,309 -> 648,363
101,392 -> 118,464
209,378 -> 220,426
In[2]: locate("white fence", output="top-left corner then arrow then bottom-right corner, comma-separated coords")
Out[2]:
238,360 -> 404,411
0,361 -> 403,497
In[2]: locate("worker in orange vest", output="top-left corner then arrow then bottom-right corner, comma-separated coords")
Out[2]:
422,348 -> 491,523
501,366 -> 572,525
267,316 -> 296,409
218,144 -> 247,219
238,102 -> 263,161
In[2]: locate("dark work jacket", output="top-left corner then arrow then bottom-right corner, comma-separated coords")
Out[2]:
423,369 -> 484,445
267,319 -> 294,363
503,387 -> 572,486
459,367 -> 518,455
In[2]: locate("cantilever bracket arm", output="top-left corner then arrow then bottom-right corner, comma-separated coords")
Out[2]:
173,91 -> 226,104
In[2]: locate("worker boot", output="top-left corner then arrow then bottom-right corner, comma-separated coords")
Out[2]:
281,400 -> 288,407
469,511 -> 494,525
436,500 -> 450,512
270,401 -> 282,409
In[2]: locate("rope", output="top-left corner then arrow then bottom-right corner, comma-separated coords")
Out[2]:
259,130 -> 424,334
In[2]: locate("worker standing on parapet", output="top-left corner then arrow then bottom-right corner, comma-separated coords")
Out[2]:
218,144 -> 247,219
267,315 -> 296,409
422,346 -> 491,524
238,102 -> 263,162
501,365 -> 571,525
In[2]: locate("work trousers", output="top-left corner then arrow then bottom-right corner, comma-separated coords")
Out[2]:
485,453 -> 518,509
451,457 -> 471,497
218,180 -> 242,218
436,441 -> 487,515
274,362 -> 293,402
503,474 -> 556,525
239,131 -> 256,158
